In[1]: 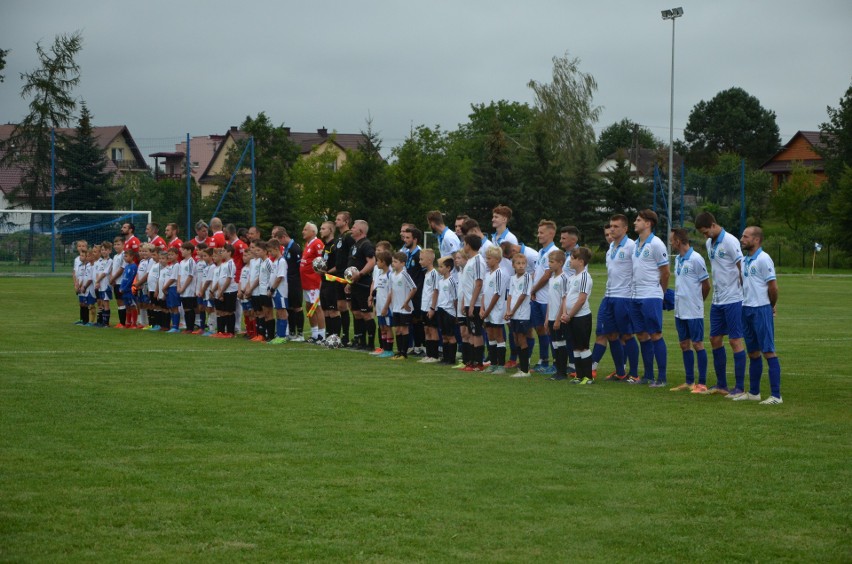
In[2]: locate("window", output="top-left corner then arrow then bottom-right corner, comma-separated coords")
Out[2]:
111,147 -> 124,162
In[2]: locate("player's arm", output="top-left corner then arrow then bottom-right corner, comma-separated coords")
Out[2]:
468,279 -> 483,317
553,296 -> 566,329
767,279 -> 778,314
563,292 -> 588,322
110,263 -> 124,285
481,289 -> 499,319
504,294 -> 514,321
701,278 -> 711,301
403,287 -> 417,312
381,288 -> 392,316
428,282 -> 439,318
659,263 -> 670,292
530,268 -> 552,300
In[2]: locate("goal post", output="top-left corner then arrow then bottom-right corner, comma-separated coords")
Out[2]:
0,209 -> 152,275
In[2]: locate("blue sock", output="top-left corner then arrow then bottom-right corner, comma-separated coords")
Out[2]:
172,313 -> 180,328
610,338 -> 626,376
749,357 -> 763,395
682,350 -> 695,384
767,356 -> 781,398
538,335 -> 550,365
696,349 -> 708,385
712,347 -> 728,389
653,338 -> 667,382
733,350 -> 747,391
640,339 -> 654,380
625,337 -> 640,377
527,337 -> 535,355
592,342 -> 607,363
277,318 -> 288,337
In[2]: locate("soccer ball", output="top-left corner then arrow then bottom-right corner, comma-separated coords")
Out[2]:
324,334 -> 342,348
344,266 -> 359,282
312,256 -> 327,273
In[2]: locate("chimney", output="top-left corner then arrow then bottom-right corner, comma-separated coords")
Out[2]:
230,126 -> 238,132
284,127 -> 291,136
317,127 -> 328,137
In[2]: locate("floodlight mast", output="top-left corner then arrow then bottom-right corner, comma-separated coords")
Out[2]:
661,6 -> 683,257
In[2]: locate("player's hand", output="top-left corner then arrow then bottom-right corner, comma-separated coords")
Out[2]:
344,285 -> 351,295
561,313 -> 569,323
554,320 -> 561,330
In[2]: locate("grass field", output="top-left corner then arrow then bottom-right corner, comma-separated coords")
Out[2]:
1,274 -> 850,562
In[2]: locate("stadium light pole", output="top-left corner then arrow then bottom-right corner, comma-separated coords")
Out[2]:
662,6 -> 683,256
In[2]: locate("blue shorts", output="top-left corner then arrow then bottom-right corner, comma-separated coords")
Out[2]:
378,313 -> 393,328
710,302 -> 744,339
600,297 -> 634,335
122,292 -> 135,306
78,294 -> 87,305
241,300 -> 252,312
743,305 -> 775,353
272,292 -> 289,310
630,298 -> 663,334
530,301 -> 547,327
675,317 -> 704,343
510,318 -> 531,335
97,287 -> 113,301
166,287 -> 181,309
595,297 -> 609,335
138,292 -> 150,305
86,294 -> 97,306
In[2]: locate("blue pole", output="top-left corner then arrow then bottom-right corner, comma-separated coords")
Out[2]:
680,162 -> 685,227
210,140 -> 253,221
50,128 -> 56,273
186,133 -> 191,238
653,164 -> 658,213
740,158 -> 746,235
250,137 -> 256,226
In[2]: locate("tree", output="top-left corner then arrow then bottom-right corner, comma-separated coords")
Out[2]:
0,47 -> 8,82
468,117 -> 521,228
55,102 -> 113,210
566,150 -> 606,246
603,149 -> 647,219
528,51 -> 601,167
819,79 -> 852,251
597,118 -> 659,161
771,162 -> 823,236
683,86 -> 781,168
0,32 -> 82,263
291,146 -> 342,224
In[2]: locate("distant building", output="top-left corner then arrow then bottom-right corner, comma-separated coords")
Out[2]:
596,147 -> 684,184
759,131 -> 827,189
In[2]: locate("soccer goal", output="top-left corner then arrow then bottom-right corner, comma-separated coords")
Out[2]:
0,209 -> 152,275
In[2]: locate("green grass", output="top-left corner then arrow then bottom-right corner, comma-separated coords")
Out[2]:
1,274 -> 850,562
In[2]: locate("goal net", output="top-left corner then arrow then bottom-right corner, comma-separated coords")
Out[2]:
0,209 -> 152,275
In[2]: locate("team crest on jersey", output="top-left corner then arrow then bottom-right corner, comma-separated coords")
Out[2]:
351,247 -> 357,256
337,240 -> 342,249
619,251 -> 625,259
643,249 -> 650,258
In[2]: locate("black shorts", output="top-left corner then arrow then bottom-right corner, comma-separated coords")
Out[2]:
335,281 -> 350,302
392,312 -> 412,327
320,281 -> 338,310
350,284 -> 371,313
423,310 -> 439,328
222,291 -> 237,313
180,296 -> 196,310
437,309 -> 456,335
112,284 -> 122,300
548,319 -> 567,341
467,307 -> 483,336
567,313 -> 592,350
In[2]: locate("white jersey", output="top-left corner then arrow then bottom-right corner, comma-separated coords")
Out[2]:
136,257 -> 151,290
437,275 -> 458,313
219,259 -> 238,293
533,242 -> 560,304
562,246 -> 580,277
706,229 -> 744,306
547,273 -> 569,321
374,269 -> 391,314
95,257 -> 112,292
605,236 -> 635,299
158,263 -> 173,298
492,228 -> 518,247
518,243 -> 539,276
482,268 -> 506,323
207,264 -> 220,300
111,252 -> 125,284
674,248 -> 709,320
437,227 -> 461,258
566,269 -> 593,318
194,259 -> 209,295
390,269 -> 417,313
239,268 -> 250,295
248,258 -> 261,296
73,256 -> 83,284
258,257 -> 274,294
178,257 -> 196,298
631,233 -> 668,300
742,249 -> 776,308
459,253 -> 486,314
271,256 -> 288,297
421,269 -> 440,311
74,258 -> 87,295
147,261 -> 161,293
83,262 -> 96,297
508,272 -> 532,321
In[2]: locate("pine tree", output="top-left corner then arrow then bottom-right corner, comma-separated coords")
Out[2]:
56,102 -> 113,210
567,150 -> 606,246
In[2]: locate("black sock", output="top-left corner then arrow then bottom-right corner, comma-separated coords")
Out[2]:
383,336 -> 393,351
520,347 -> 530,372
497,344 -> 506,366
396,334 -> 408,357
353,318 -> 365,346
80,306 -> 87,323
186,309 -> 196,332
444,342 -> 457,363
487,344 -> 496,364
341,310 -> 350,343
118,308 -> 126,326
218,316 -> 225,334
365,318 -> 376,349
427,339 -> 439,359
104,310 -> 111,326
475,345 -> 485,365
267,318 -> 275,340
413,323 -> 425,348
200,312 -> 207,331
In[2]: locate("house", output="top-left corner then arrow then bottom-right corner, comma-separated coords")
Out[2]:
197,126 -> 368,197
0,123 -> 148,209
597,147 -> 684,183
149,135 -> 224,183
759,131 -> 827,189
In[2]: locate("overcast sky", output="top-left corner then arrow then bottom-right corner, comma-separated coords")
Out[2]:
1,0 -> 850,158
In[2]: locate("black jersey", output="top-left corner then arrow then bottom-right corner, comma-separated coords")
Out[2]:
283,240 -> 302,288
333,231 -> 355,274
347,238 -> 376,282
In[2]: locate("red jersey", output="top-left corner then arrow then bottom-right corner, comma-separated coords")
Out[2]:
191,236 -> 214,259
148,235 -> 166,250
300,237 -> 324,290
212,231 -> 226,248
123,235 -> 141,263
230,238 -> 249,280
167,237 -> 183,252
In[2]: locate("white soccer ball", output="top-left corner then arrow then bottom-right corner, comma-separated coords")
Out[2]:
324,334 -> 341,348
344,266 -> 359,282
312,256 -> 327,273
